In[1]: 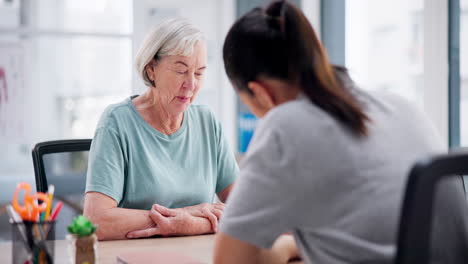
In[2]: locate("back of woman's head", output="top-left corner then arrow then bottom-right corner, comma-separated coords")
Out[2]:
223,0 -> 370,136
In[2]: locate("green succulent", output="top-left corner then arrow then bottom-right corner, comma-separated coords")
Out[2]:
67,215 -> 97,237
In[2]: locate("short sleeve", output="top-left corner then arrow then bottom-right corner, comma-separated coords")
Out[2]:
219,119 -> 300,248
85,127 -> 125,204
215,120 -> 239,193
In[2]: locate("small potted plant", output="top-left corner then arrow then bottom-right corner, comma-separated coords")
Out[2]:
67,215 -> 98,264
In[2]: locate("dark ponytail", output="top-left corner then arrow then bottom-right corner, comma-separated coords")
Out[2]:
223,0 -> 370,137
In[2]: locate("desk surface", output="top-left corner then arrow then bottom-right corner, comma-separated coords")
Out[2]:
1,234 -> 215,263
0,235 -> 302,264
0,235 -> 303,263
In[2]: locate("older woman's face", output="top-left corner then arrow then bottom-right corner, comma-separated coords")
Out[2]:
149,41 -> 207,115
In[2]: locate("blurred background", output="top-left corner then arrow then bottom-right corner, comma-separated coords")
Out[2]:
0,0 -> 467,240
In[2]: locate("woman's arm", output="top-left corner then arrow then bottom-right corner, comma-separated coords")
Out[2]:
213,232 -> 299,264
125,204 -> 214,238
166,183 -> 235,232
149,183 -> 235,232
217,183 -> 234,203
83,192 -> 156,240
84,192 -> 220,240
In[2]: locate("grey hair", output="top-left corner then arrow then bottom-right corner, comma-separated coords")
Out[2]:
135,18 -> 205,87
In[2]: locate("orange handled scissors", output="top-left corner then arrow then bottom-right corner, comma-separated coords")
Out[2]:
12,182 -> 50,222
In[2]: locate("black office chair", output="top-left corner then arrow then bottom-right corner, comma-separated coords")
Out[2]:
395,149 -> 468,264
32,139 -> 92,239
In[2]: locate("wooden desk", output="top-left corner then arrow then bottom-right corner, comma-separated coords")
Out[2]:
0,234 -> 304,263
1,234 -> 215,263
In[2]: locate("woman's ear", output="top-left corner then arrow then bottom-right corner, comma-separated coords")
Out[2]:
247,81 -> 275,110
145,64 -> 155,82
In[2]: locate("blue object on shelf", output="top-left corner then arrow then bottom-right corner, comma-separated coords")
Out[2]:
238,113 -> 257,153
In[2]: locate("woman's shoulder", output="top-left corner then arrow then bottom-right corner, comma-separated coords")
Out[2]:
96,97 -> 134,130
264,96 -> 332,129
362,89 -> 424,117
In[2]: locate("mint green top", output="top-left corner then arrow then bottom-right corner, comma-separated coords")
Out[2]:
85,96 -> 238,209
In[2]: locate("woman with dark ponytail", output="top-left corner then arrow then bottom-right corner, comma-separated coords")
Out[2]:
214,1 -> 468,263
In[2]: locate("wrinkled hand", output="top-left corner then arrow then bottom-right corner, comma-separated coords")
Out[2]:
126,204 -> 212,239
177,202 -> 225,231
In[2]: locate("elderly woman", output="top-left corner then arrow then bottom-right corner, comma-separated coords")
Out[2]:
83,18 -> 238,241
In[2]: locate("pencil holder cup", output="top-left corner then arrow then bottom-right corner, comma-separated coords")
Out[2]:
11,220 -> 56,264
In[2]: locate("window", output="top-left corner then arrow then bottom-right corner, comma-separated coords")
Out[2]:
36,0 -> 132,34
461,0 -> 468,146
0,0 -> 132,201
345,0 -> 424,106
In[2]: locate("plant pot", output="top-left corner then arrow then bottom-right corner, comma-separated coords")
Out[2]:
67,233 -> 98,264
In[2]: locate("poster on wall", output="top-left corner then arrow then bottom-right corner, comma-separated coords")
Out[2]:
0,43 -> 25,143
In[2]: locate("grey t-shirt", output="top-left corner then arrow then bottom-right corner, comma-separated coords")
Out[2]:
220,89 -> 468,264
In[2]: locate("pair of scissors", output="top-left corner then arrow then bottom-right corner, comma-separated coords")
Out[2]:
12,182 -> 50,222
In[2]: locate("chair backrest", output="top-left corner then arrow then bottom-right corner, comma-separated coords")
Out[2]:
395,149 -> 468,264
32,139 -> 92,239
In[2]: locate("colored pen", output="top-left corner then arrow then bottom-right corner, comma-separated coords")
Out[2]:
44,185 -> 54,220
50,201 -> 63,221
43,201 -> 63,238
6,204 -> 22,223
